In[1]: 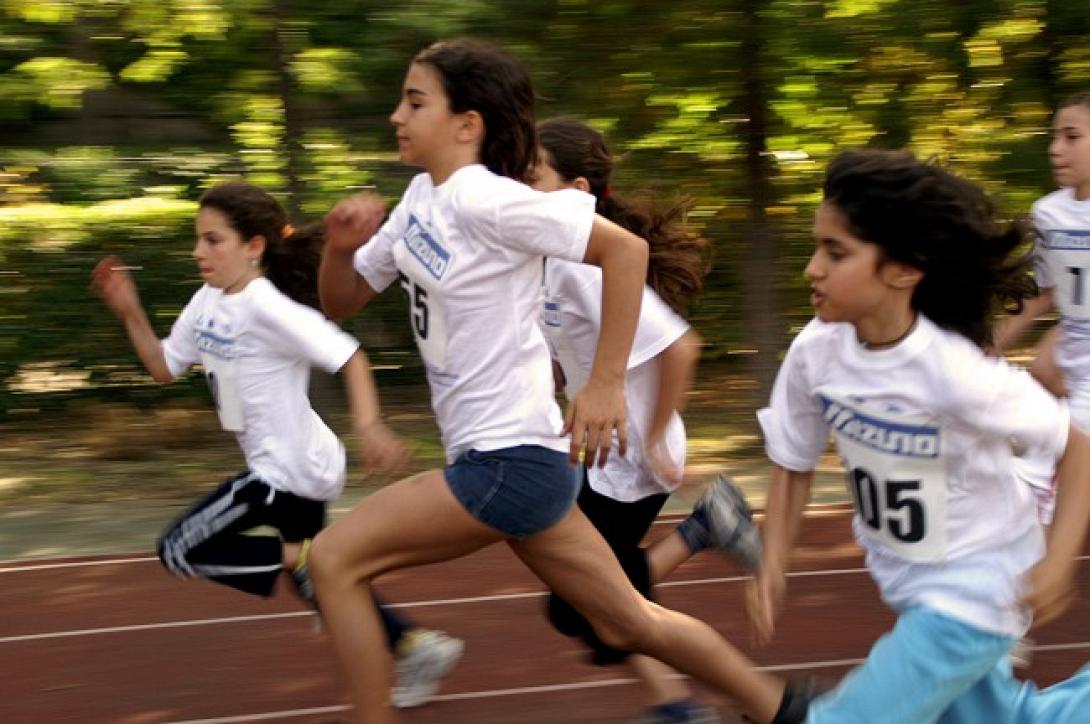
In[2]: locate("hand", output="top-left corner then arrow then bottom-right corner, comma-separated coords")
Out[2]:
324,194 -> 387,255
645,435 -> 682,487
746,564 -> 785,646
1021,555 -> 1078,628
91,256 -> 142,319
562,376 -> 626,467
357,421 -> 411,476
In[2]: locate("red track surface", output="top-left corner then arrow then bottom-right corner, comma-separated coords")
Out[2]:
3,506 -> 1088,723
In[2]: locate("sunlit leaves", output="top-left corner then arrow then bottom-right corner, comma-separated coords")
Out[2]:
292,48 -> 364,93
9,58 -> 108,109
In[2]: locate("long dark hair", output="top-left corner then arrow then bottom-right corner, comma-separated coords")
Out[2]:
414,38 -> 536,183
823,149 -> 1036,348
198,182 -> 322,310
537,117 -> 711,317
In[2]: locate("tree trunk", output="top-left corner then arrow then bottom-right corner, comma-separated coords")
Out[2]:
271,0 -> 305,221
739,0 -> 781,402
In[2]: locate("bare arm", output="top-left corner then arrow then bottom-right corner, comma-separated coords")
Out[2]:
645,329 -> 702,485
748,465 -> 813,645
564,215 -> 649,467
1023,424 -> 1090,626
91,256 -> 173,384
319,194 -> 385,320
993,289 -> 1054,354
338,348 -> 409,473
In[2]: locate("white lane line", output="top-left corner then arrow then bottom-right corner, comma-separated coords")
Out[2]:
162,657 -> 873,724
0,556 -> 158,573
0,505 -> 857,572
157,642 -> 1090,724
0,567 -> 873,644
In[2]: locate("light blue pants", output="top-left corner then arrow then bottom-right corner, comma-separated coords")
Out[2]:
808,606 -> 1090,723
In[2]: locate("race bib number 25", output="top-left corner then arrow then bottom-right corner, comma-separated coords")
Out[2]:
822,396 -> 947,563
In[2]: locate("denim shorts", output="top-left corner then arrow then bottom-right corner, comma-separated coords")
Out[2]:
445,445 -> 579,538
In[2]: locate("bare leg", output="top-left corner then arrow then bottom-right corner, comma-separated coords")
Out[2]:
628,654 -> 692,706
309,470 -> 502,724
511,506 -> 784,723
647,529 -> 696,584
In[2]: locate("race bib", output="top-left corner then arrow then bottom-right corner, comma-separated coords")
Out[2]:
1044,230 -> 1090,321
822,395 -> 947,562
395,214 -> 450,368
200,349 -> 244,432
541,296 -> 588,397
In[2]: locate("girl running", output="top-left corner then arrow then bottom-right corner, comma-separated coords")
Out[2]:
532,116 -> 762,724
751,148 -> 1090,723
313,38 -> 811,724
91,181 -> 462,709
994,91 -> 1090,400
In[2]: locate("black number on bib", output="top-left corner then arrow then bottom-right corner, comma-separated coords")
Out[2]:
205,370 -> 220,410
848,467 -> 926,543
1067,266 -> 1085,307
397,272 -> 429,340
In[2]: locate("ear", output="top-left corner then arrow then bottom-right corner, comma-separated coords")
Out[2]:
881,260 -> 923,290
572,177 -> 591,194
456,110 -> 485,146
247,234 -> 267,263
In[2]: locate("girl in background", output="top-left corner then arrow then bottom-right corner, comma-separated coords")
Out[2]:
533,117 -> 762,724
92,181 -> 462,710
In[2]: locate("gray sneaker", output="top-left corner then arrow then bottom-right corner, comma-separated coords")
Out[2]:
392,630 -> 465,708
694,473 -> 763,571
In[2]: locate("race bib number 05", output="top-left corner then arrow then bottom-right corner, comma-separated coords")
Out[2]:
822,396 -> 947,562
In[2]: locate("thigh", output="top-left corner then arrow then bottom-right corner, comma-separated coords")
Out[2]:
160,471 -> 271,543
510,505 -> 650,625
809,607 -> 1014,724
311,469 -> 504,581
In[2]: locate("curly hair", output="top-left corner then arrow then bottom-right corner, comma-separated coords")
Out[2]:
415,38 -> 536,183
198,183 -> 323,310
537,117 -> 711,317
822,149 -> 1036,348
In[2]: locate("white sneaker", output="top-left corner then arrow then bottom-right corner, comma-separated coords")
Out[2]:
392,630 -> 465,708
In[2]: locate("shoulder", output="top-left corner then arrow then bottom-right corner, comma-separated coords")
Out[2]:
249,278 -> 317,320
1032,188 -> 1073,221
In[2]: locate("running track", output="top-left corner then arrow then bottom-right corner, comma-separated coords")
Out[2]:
3,506 -> 1089,723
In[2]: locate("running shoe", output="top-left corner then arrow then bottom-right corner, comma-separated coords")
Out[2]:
693,473 -> 763,571
392,629 -> 465,708
637,699 -> 721,723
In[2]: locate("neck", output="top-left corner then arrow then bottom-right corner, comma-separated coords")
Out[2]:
428,148 -> 481,186
1075,182 -> 1090,202
856,310 -> 918,350
224,270 -> 260,295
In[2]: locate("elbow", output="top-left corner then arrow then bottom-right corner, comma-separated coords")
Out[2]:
152,371 -> 174,385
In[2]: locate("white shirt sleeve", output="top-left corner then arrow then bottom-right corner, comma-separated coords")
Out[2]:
353,179 -> 420,293
160,288 -> 204,378
944,347 -> 1069,463
757,321 -> 830,471
253,284 -> 360,374
493,185 -> 595,262
629,287 -> 690,369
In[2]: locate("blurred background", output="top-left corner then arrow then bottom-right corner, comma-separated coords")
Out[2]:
1,0 -> 1087,523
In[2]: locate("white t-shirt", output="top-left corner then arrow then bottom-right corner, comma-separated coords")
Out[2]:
353,164 -> 595,462
542,256 -> 689,501
161,277 -> 360,501
758,315 -> 1069,637
1032,188 -> 1090,389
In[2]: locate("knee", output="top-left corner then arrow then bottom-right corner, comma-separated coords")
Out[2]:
587,601 -> 659,653
308,528 -> 379,595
